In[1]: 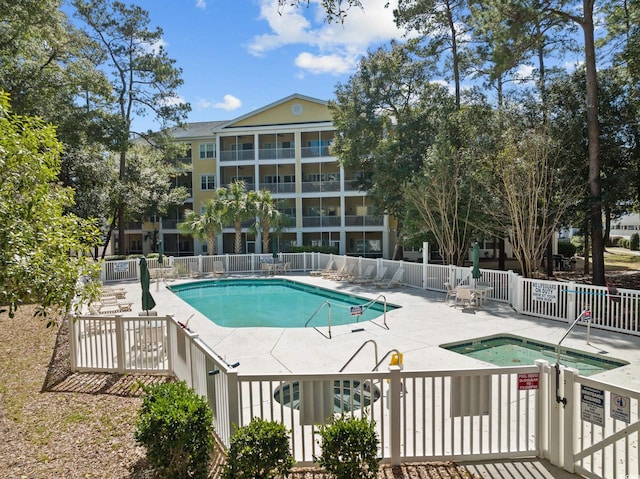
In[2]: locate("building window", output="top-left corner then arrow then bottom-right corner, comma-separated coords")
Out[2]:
201,175 -> 216,190
199,143 -> 216,159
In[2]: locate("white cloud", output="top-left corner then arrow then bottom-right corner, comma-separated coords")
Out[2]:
294,52 -> 354,75
160,94 -> 187,107
196,95 -> 242,111
247,0 -> 405,75
513,64 -> 535,83
195,0 -> 206,9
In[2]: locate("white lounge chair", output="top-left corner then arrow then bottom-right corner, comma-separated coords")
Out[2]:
310,260 -> 334,277
358,266 -> 387,285
375,269 -> 404,288
213,260 -> 226,277
324,262 -> 352,280
350,265 -> 375,284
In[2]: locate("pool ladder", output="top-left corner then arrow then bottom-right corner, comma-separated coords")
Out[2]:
304,295 -> 390,340
339,339 -> 401,372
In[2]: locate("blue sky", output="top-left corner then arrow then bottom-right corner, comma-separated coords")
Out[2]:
98,0 -> 408,131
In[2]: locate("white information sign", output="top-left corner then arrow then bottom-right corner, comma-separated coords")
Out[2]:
532,283 -> 558,303
610,394 -> 630,423
113,261 -> 130,273
581,385 -> 605,427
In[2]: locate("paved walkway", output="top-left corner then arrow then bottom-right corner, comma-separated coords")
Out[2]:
461,459 -> 581,478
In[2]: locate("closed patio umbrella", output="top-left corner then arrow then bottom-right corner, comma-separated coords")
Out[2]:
157,239 -> 163,265
140,257 -> 156,313
472,242 -> 481,280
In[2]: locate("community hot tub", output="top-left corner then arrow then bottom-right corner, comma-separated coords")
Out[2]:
441,334 -> 628,376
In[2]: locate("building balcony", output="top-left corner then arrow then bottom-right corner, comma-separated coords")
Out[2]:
219,149 -> 255,162
345,215 -> 384,227
301,181 -> 341,193
262,183 -> 296,194
301,146 -> 331,158
302,216 -> 342,227
258,147 -> 295,160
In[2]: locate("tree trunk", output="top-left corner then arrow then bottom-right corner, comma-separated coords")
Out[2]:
117,149 -> 126,256
498,238 -> 505,271
583,0 -> 605,285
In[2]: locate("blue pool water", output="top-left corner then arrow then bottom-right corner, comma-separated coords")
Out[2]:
442,335 -> 628,376
169,279 -> 397,328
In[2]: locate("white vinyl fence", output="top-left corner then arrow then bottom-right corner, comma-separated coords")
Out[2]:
102,252 -> 640,337
70,314 -> 639,476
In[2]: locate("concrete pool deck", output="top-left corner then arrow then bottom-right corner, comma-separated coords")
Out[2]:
115,272 -> 640,389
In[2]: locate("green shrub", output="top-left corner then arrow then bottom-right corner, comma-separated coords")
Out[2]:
620,238 -> 630,249
557,241 -> 577,258
315,415 -> 380,479
609,236 -> 623,247
222,417 -> 295,479
135,381 -> 214,479
291,245 -> 339,254
570,235 -> 584,255
630,233 -> 640,251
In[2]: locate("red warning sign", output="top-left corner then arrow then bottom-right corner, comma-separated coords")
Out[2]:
518,373 -> 540,390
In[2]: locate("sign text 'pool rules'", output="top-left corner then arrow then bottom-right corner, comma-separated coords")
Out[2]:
610,394 -> 631,423
581,385 -> 605,427
350,305 -> 364,316
517,373 -> 539,390
532,283 -> 558,303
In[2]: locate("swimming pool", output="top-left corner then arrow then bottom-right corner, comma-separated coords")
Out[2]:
441,334 -> 629,376
169,279 -> 397,328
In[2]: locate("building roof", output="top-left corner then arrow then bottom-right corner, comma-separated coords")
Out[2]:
167,121 -> 227,140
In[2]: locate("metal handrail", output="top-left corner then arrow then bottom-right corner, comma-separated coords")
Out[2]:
339,339 -> 379,372
304,301 -> 332,339
373,348 -> 402,372
357,294 -> 389,329
555,308 -> 591,405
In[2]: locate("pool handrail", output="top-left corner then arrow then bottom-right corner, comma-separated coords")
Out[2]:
304,300 -> 332,339
339,339 -> 379,372
372,348 -> 403,372
358,294 -> 389,329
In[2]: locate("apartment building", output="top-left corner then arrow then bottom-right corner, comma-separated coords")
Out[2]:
121,94 -> 393,258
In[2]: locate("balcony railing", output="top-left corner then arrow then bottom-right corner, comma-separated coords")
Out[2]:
344,215 -> 384,227
301,216 -> 341,227
262,183 -> 296,194
258,147 -> 295,160
301,146 -> 331,158
301,181 -> 340,193
219,149 -> 255,162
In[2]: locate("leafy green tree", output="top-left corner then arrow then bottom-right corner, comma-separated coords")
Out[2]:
394,0 -> 473,109
404,104 -> 495,265
330,42 -> 452,258
249,189 -> 286,255
98,143 -> 189,258
220,181 -> 256,254
73,0 -> 190,255
0,92 -> 101,319
485,120 -> 582,277
178,194 -> 226,256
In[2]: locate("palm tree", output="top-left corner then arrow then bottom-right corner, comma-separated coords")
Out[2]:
220,181 -> 256,254
177,195 -> 226,255
250,189 -> 286,254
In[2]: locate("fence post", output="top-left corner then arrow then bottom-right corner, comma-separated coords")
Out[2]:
548,365 -> 563,467
534,360 -> 547,458
388,366 -> 402,466
449,264 -> 456,287
513,273 -> 523,313
566,282 -> 577,325
562,368 -> 578,473
115,314 -> 125,374
69,315 -> 78,373
226,370 -> 240,440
